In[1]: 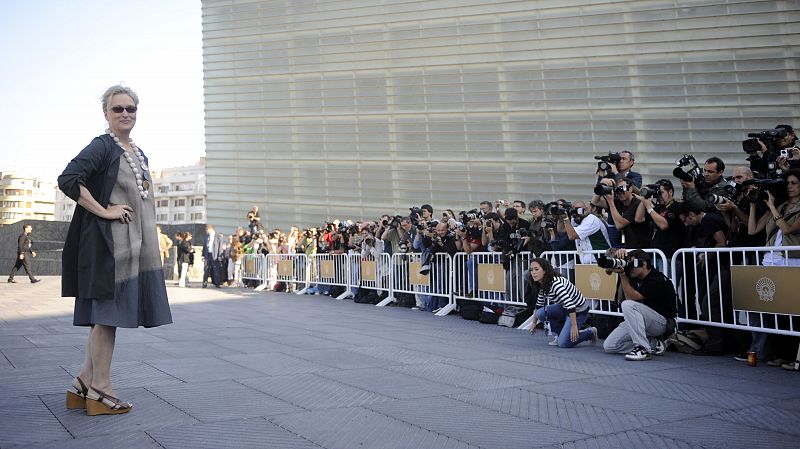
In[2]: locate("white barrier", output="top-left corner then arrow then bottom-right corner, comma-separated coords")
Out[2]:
240,253 -> 267,290
307,253 -> 353,299
347,253 -> 393,304
452,251 -> 532,308
671,246 -> 800,337
262,253 -> 309,293
389,252 -> 454,315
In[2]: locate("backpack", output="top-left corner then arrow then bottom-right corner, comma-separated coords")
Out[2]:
460,302 -> 483,320
479,306 -> 503,325
667,329 -> 709,354
395,292 -> 416,308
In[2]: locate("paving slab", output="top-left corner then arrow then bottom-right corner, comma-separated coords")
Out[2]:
144,356 -> 265,383
538,430 -> 697,449
147,380 -> 302,422
0,396 -> 72,447
61,360 -> 184,390
387,361 -> 537,390
222,351 -> 330,376
367,396 -> 589,448
450,387 -> 660,436
270,406 -> 478,449
239,373 -> 394,410
319,367 -> 469,399
648,416 -> 796,449
148,417 -> 323,449
9,432 -> 162,449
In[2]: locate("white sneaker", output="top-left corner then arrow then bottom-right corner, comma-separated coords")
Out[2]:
548,337 -> 559,346
625,345 -> 652,361
411,307 -> 421,311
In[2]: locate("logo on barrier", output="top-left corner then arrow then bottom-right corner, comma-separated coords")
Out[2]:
320,260 -> 335,279
245,258 -> 255,274
277,260 -> 293,277
408,261 -> 430,286
478,263 -> 505,292
575,265 -> 617,301
732,266 -> 799,315
361,260 -> 377,282
589,273 -> 602,292
755,277 -> 776,302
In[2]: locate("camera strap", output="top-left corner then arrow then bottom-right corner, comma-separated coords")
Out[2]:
767,206 -> 800,242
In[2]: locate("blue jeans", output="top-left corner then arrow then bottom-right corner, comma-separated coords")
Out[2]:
534,303 -> 592,348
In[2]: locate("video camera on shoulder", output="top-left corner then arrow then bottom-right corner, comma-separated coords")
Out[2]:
673,154 -> 703,183
594,152 -> 622,177
743,178 -> 786,202
544,201 -> 572,216
742,128 -> 790,160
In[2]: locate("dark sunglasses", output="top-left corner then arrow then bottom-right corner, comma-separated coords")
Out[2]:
111,106 -> 137,114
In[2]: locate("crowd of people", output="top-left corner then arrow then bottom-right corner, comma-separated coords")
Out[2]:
204,125 -> 800,370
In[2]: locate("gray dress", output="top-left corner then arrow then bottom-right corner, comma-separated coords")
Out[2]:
73,153 -> 172,328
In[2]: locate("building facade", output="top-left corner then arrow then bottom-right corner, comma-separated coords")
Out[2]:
0,171 -> 55,225
151,158 -> 207,225
54,188 -> 76,222
201,0 -> 800,232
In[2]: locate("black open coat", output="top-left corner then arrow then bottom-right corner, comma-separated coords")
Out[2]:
58,134 -> 151,300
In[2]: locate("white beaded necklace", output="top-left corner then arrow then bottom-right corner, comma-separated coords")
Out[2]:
107,129 -> 149,199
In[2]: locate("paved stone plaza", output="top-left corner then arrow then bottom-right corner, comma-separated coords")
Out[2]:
1,278 -> 798,448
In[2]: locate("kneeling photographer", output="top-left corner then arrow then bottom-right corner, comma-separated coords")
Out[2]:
601,250 -> 677,361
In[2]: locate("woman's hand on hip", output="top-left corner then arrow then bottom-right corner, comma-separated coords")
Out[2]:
106,204 -> 134,223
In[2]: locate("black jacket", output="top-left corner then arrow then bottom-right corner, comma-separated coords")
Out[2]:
17,233 -> 32,255
57,134 -> 152,300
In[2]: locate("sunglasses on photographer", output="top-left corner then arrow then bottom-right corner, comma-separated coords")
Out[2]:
110,106 -> 137,114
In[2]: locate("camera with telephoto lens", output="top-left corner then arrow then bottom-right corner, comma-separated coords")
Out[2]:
409,207 -> 423,221
707,177 -> 742,204
673,154 -> 703,182
594,152 -> 622,175
541,219 -> 556,229
742,128 -> 790,160
596,254 -> 643,270
743,178 -> 786,203
390,215 -> 403,227
397,239 -> 409,254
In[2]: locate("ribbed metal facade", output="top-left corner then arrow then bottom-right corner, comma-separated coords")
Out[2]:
202,0 -> 800,231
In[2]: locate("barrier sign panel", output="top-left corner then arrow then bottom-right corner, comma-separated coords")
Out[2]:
361,260 -> 377,282
408,261 -> 429,286
478,263 -> 505,292
575,265 -> 618,301
320,260 -> 335,279
732,266 -> 800,315
245,258 -> 256,274
277,260 -> 293,277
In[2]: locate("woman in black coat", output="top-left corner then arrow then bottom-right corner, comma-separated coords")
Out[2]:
59,85 -> 172,416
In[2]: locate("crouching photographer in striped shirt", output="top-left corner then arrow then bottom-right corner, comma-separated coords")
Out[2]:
528,258 -> 598,348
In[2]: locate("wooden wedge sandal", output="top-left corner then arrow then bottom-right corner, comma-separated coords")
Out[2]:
85,387 -> 132,416
65,377 -> 89,410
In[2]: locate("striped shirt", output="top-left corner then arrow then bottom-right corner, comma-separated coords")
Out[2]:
536,276 -> 587,313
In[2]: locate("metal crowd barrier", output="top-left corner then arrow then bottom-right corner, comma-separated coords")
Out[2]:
671,246 -> 800,337
387,252 -> 454,315
452,251 -> 532,309
240,253 -> 267,289
306,253 -> 353,299
262,253 -> 308,292
240,246 -> 800,338
347,253 -> 393,302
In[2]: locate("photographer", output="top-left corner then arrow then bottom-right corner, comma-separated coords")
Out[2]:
614,151 -> 642,187
682,156 -> 729,213
746,169 -> 800,369
562,200 -> 611,263
479,201 -> 493,217
246,206 -> 261,235
593,177 -> 651,249
526,200 -> 554,256
717,167 -> 765,250
480,212 -> 503,250
595,151 -> 642,187
746,125 -> 798,175
381,216 -> 413,254
602,250 -> 677,361
416,222 -> 458,312
639,180 -> 686,266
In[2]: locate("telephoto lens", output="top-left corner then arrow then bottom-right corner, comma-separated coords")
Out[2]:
596,255 -> 628,269
707,194 -> 728,205
594,184 -> 614,195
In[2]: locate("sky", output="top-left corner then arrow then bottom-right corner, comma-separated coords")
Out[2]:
0,0 -> 205,183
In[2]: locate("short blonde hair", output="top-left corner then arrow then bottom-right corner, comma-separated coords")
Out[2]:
101,84 -> 139,113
